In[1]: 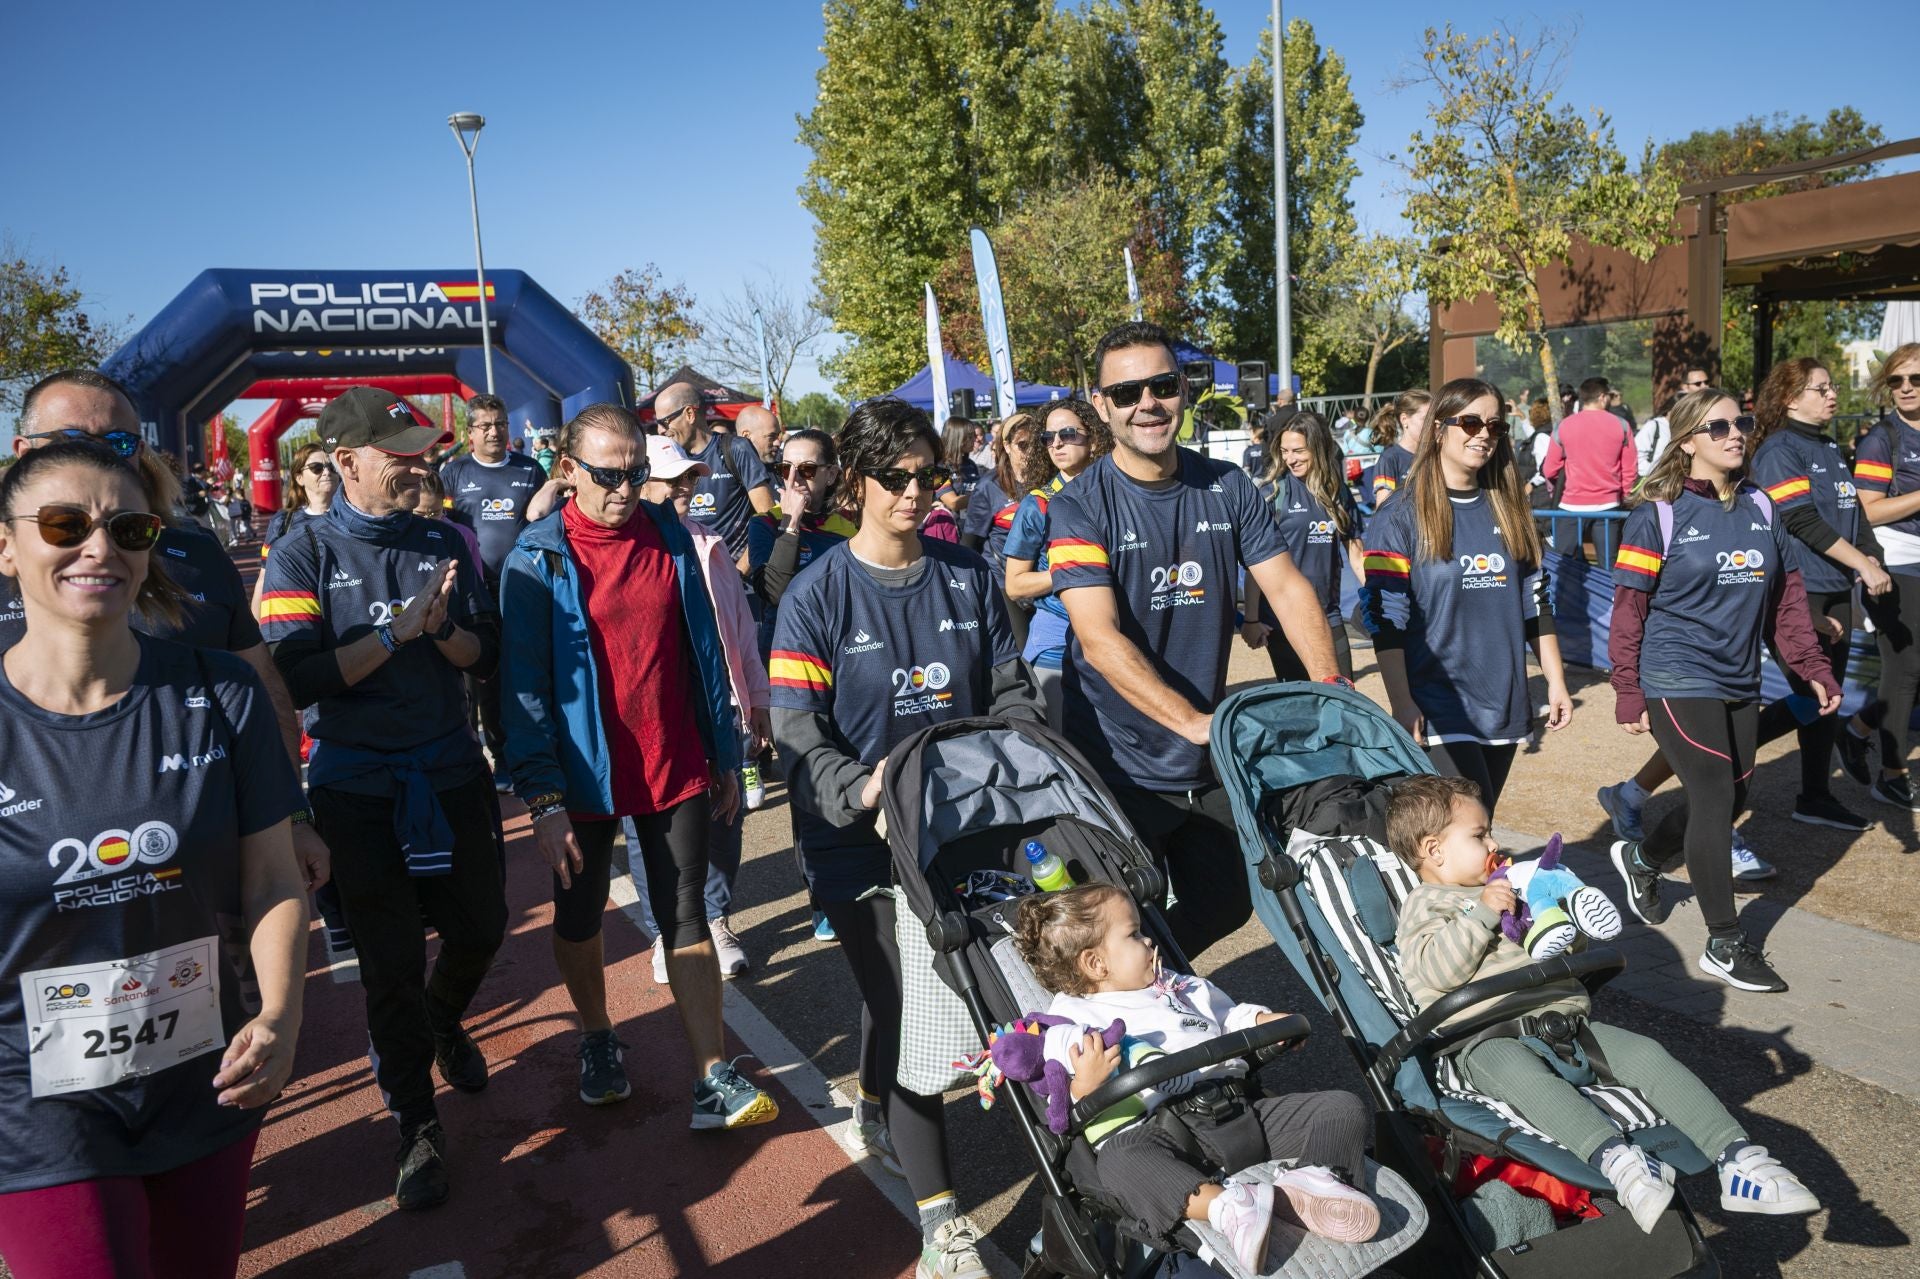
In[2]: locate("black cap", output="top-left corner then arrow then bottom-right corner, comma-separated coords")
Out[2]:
317,386 -> 451,456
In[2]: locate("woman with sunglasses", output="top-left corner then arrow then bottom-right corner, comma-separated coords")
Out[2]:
0,442 -> 308,1279
1836,345 -> 1920,808
1245,412 -> 1365,681
1003,399 -> 1111,726
771,399 -> 1041,1279
960,412 -> 1038,646
1606,390 -> 1837,994
252,444 -> 339,616
1363,378 -> 1573,816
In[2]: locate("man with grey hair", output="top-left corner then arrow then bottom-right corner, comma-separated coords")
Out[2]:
654,381 -> 775,571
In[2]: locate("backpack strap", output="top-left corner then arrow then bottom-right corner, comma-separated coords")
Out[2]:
1882,417 -> 1904,499
1655,499 -> 1674,555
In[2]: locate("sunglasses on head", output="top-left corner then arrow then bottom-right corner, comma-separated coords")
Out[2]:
782,461 -> 825,482
1887,374 -> 1920,391
1441,414 -> 1509,438
1039,428 -> 1086,447
7,503 -> 163,552
1098,372 -> 1183,408
26,428 -> 142,458
1697,415 -> 1755,441
576,461 -> 651,491
861,464 -> 950,494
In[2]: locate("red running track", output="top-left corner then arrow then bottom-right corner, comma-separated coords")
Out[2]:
238,804 -> 920,1278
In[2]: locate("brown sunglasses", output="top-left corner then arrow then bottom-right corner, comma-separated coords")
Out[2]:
6,504 -> 164,552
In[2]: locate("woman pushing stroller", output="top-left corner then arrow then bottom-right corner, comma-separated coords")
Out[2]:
1013,883 -> 1380,1271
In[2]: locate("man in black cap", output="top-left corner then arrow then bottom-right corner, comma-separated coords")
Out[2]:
259,387 -> 506,1212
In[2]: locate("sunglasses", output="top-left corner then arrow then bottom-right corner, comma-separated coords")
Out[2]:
575,461 -> 651,491
1887,375 -> 1920,390
861,465 -> 951,494
782,461 -> 827,482
7,504 -> 164,552
1097,372 -> 1183,408
1039,428 -> 1086,447
1697,415 -> 1755,441
302,462 -> 336,477
1441,415 -> 1509,438
26,428 -> 142,458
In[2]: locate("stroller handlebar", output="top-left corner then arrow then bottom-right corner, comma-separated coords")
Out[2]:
1068,1013 -> 1312,1136
1372,947 -> 1625,1086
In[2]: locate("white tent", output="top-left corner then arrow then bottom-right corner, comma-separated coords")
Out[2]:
1881,301 -> 1920,351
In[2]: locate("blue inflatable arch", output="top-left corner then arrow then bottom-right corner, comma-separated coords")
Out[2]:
104,269 -> 633,458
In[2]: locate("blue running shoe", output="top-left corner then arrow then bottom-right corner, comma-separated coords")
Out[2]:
812,911 -> 837,942
691,1056 -> 779,1131
578,1029 -> 631,1106
1597,782 -> 1646,843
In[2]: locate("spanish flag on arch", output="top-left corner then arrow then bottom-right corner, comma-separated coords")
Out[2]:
436,281 -> 496,302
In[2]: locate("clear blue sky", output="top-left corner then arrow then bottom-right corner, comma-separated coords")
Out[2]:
2,0 -> 1909,423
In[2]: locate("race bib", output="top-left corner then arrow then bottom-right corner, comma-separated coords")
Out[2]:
22,938 -> 224,1099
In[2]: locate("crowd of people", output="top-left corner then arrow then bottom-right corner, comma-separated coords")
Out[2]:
0,329 -> 1907,1276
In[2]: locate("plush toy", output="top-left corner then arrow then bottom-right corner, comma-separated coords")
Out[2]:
958,1014 -> 1154,1136
1487,833 -> 1623,960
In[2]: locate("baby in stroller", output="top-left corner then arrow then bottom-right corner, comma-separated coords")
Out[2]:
1387,775 -> 1820,1232
1013,883 -> 1381,1271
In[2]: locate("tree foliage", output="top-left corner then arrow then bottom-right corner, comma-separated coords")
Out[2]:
1395,23 -> 1679,418
784,390 -> 849,431
1310,234 -> 1424,398
697,273 -> 832,408
930,172 -> 1183,389
575,264 -> 703,398
1,240 -> 125,416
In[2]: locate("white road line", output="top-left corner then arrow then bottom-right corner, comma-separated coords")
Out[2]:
606,868 -> 1020,1278
408,1264 -> 466,1279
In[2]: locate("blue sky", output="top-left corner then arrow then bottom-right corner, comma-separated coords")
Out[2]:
2,0 -> 1909,423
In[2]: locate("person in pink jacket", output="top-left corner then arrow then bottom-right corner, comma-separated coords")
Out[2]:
1541,376 -> 1639,564
626,435 -> 770,980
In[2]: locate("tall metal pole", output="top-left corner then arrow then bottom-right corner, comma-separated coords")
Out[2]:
449,114 -> 496,394
1271,1 -> 1293,397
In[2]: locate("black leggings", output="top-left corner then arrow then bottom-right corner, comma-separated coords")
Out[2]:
1756,588 -> 1852,799
819,894 -> 951,1203
564,796 -> 711,947
1427,741 -> 1519,818
1646,698 -> 1756,939
1863,572 -> 1920,771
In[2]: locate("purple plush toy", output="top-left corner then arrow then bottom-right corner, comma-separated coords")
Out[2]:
1487,833 -> 1624,960
982,1014 -> 1127,1134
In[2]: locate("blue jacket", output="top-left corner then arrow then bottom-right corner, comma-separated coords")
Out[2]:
500,502 -> 741,813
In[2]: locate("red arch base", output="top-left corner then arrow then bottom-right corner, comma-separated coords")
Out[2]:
242,374 -> 471,510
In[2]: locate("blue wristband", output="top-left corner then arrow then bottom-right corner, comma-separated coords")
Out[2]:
375,623 -> 400,655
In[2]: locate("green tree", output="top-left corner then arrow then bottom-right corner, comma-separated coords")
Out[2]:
784,390 -> 848,431
1396,23 -> 1679,419
1312,234 -> 1424,398
1,240 -> 125,416
575,265 -> 703,397
931,172 -> 1184,389
1206,16 -> 1363,385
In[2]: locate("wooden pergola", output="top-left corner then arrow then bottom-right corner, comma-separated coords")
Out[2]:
1429,137 -> 1920,399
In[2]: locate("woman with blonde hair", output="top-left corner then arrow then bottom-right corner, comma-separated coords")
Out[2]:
959,411 -> 1038,645
1361,378 -> 1572,815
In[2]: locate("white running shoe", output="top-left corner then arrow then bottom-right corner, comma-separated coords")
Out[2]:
710,917 -> 750,978
1205,1180 -> 1275,1273
848,1117 -> 905,1177
1730,828 -> 1777,884
651,936 -> 669,986
1719,1145 -> 1820,1215
1599,1142 -> 1675,1235
915,1214 -> 989,1279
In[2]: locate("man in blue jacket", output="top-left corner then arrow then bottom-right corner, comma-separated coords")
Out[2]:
499,403 -> 776,1128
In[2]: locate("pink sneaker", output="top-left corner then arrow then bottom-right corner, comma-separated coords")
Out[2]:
1271,1166 -> 1380,1243
1206,1180 -> 1274,1271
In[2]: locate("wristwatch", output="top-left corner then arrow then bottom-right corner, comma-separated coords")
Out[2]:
433,616 -> 457,642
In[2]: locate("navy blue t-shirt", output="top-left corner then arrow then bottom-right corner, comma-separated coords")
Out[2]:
1852,414 -> 1920,560
1614,488 -> 1791,702
1367,443 -> 1416,508
1750,425 -> 1860,594
439,451 -> 544,582
0,636 -> 302,1191
687,433 -> 773,561
963,473 -> 1020,583
769,540 -> 1016,900
1266,471 -> 1360,620
1047,450 -> 1285,791
0,524 -> 259,656
1363,487 -> 1541,744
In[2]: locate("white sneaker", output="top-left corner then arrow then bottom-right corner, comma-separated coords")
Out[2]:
1204,1179 -> 1275,1272
1719,1145 -> 1820,1215
1730,829 -> 1777,884
1598,1142 -> 1675,1235
651,936 -> 669,986
915,1213 -> 989,1279
848,1117 -> 905,1177
710,917 -> 750,978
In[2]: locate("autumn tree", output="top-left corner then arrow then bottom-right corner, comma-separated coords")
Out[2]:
1396,23 -> 1679,419
1,240 -> 125,415
696,273 -> 831,407
575,265 -> 702,397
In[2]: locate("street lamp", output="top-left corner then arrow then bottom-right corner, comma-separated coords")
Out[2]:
447,111 -> 495,394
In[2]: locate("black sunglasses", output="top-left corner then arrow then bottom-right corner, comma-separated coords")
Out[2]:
782,461 -> 826,482
26,428 -> 142,458
861,465 -> 951,494
576,461 -> 651,491
1038,428 -> 1086,446
1887,375 -> 1920,391
302,462 -> 336,477
1097,372 -> 1183,408
1698,415 -> 1755,441
7,503 -> 164,552
1441,415 -> 1509,438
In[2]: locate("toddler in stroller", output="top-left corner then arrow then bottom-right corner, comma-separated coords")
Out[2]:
1387,775 -> 1820,1231
1011,883 -> 1380,1271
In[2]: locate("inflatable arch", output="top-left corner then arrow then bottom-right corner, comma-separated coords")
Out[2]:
104,268 -> 632,490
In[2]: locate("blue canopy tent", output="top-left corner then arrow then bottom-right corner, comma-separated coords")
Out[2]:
1169,339 -> 1237,392
886,352 -> 1070,412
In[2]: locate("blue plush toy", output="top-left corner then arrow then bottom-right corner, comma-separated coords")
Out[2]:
1489,833 -> 1623,960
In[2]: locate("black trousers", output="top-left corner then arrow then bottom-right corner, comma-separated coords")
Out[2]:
312,770 -> 508,1127
1863,572 -> 1920,770
1111,783 -> 1250,960
1096,1090 -> 1371,1239
1756,588 -> 1852,800
1643,698 -> 1756,939
1427,740 -> 1519,819
472,575 -> 506,765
